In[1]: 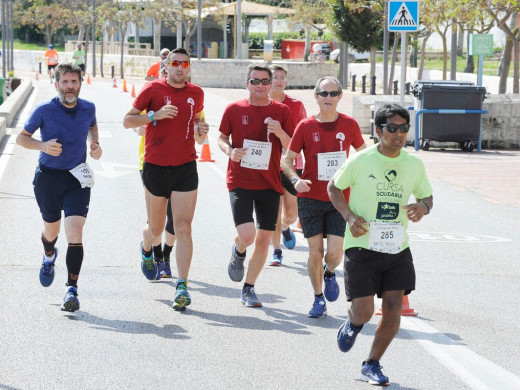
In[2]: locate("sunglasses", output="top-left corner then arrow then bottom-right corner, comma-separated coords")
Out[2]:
380,123 -> 410,133
316,90 -> 341,97
169,60 -> 190,68
249,78 -> 271,85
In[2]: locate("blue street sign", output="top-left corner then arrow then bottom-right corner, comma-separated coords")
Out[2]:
388,0 -> 419,32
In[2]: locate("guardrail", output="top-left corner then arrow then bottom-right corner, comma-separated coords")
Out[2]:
407,107 -> 489,152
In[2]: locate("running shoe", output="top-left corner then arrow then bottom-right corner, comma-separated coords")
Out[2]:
39,248 -> 58,287
269,249 -> 283,266
60,286 -> 80,312
172,282 -> 191,311
161,260 -> 173,278
308,296 -> 327,318
241,287 -> 263,307
337,318 -> 363,352
360,360 -> 389,386
282,228 -> 296,249
323,266 -> 340,302
155,260 -> 166,280
228,245 -> 246,282
140,241 -> 157,280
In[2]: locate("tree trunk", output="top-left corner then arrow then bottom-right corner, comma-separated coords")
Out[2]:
418,32 -> 431,80
513,36 -> 519,93
120,25 -> 127,79
440,31 -> 448,80
84,26 -> 89,74
388,33 -> 400,94
77,25 -> 85,42
184,22 -> 197,53
304,25 -> 311,62
370,45 -> 377,78
100,33 -> 105,78
153,17 -> 162,55
457,25 -> 464,56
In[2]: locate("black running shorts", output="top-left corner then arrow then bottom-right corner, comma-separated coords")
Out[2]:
343,247 -> 416,301
229,187 -> 280,231
297,197 -> 346,239
142,161 -> 198,198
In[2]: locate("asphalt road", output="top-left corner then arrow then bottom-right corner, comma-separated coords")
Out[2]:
0,77 -> 519,390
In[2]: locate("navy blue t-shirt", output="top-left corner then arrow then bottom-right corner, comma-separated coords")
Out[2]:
24,97 -> 97,170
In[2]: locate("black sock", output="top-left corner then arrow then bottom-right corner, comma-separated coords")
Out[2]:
142,245 -> 153,258
42,235 -> 58,256
324,270 -> 334,278
235,247 -> 246,257
163,244 -> 173,262
282,228 -> 292,241
243,283 -> 254,290
66,243 -> 83,287
315,293 -> 324,298
365,359 -> 376,364
153,245 -> 163,261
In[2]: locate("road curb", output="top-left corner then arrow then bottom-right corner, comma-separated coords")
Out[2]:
0,79 -> 33,141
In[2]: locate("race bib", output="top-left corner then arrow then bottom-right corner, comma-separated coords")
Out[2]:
368,220 -> 405,254
317,151 -> 346,181
69,163 -> 95,188
240,139 -> 272,170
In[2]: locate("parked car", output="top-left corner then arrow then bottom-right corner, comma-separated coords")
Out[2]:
329,48 -> 370,63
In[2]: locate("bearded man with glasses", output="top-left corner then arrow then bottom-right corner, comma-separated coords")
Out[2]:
123,47 -> 209,312
327,103 -> 433,386
218,63 -> 295,307
281,76 -> 365,319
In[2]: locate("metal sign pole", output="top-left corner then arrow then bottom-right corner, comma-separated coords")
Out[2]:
400,31 -> 406,106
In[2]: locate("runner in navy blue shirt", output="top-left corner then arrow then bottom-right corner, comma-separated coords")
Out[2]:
16,63 -> 102,313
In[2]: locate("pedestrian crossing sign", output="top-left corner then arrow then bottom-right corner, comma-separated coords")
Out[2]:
388,0 -> 419,32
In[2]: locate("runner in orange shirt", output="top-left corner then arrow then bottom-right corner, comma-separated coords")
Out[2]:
44,44 -> 59,83
145,48 -> 170,81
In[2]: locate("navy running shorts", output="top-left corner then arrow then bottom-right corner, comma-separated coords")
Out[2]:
142,161 -> 198,198
229,187 -> 280,231
343,247 -> 416,301
297,197 -> 346,239
33,164 -> 91,223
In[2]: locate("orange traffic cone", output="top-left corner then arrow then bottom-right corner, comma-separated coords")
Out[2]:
35,71 -> 39,81
87,74 -> 91,84
123,78 -> 128,92
375,295 -> 418,316
198,135 -> 215,162
112,78 -> 117,88
131,84 -> 136,98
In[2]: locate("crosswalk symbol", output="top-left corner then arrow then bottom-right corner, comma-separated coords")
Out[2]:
388,0 -> 419,32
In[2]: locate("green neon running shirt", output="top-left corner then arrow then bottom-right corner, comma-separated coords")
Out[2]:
333,144 -> 433,251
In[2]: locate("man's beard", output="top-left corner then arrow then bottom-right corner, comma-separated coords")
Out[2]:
58,88 -> 80,105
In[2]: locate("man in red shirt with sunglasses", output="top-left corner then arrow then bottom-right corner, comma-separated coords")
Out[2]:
218,63 -> 295,307
123,47 -> 208,312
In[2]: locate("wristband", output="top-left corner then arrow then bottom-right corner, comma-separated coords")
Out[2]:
421,201 -> 430,215
147,110 -> 156,126
91,141 -> 99,145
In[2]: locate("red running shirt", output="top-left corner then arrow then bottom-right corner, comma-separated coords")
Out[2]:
288,113 -> 364,202
220,99 -> 295,194
282,95 -> 307,170
133,79 -> 204,166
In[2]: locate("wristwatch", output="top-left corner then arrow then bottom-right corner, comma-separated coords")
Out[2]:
291,176 -> 299,186
147,111 -> 156,126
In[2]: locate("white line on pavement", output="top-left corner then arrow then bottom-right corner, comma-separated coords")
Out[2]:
401,317 -> 520,390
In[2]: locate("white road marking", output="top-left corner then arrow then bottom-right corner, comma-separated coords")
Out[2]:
93,161 -> 136,179
401,317 -> 520,390
409,231 -> 511,243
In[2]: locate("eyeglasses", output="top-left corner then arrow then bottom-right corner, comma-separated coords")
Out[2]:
249,78 -> 271,85
169,60 -> 190,68
380,123 -> 410,133
316,90 -> 341,97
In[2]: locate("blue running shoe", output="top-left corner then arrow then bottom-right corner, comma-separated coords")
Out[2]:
61,286 -> 80,312
140,241 -> 157,280
39,248 -> 58,287
172,282 -> 191,311
337,318 -> 363,352
155,260 -> 166,280
269,249 -> 283,266
323,266 -> 340,302
228,245 -> 246,282
161,261 -> 173,278
241,287 -> 263,307
308,296 -> 327,318
282,228 -> 296,249
360,360 -> 389,386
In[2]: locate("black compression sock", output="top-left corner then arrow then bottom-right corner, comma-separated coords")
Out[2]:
42,235 -> 58,256
235,247 -> 246,257
153,245 -> 163,261
163,244 -> 173,262
324,270 -> 334,278
66,243 -> 84,287
243,283 -> 254,290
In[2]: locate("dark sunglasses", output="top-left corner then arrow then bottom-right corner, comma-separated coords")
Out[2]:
249,78 -> 271,85
380,123 -> 410,133
316,90 -> 341,97
169,60 -> 190,68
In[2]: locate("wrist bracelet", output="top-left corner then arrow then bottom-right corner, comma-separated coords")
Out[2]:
421,201 -> 430,215
91,141 -> 99,144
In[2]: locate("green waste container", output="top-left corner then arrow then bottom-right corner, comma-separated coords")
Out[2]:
0,76 -> 4,105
